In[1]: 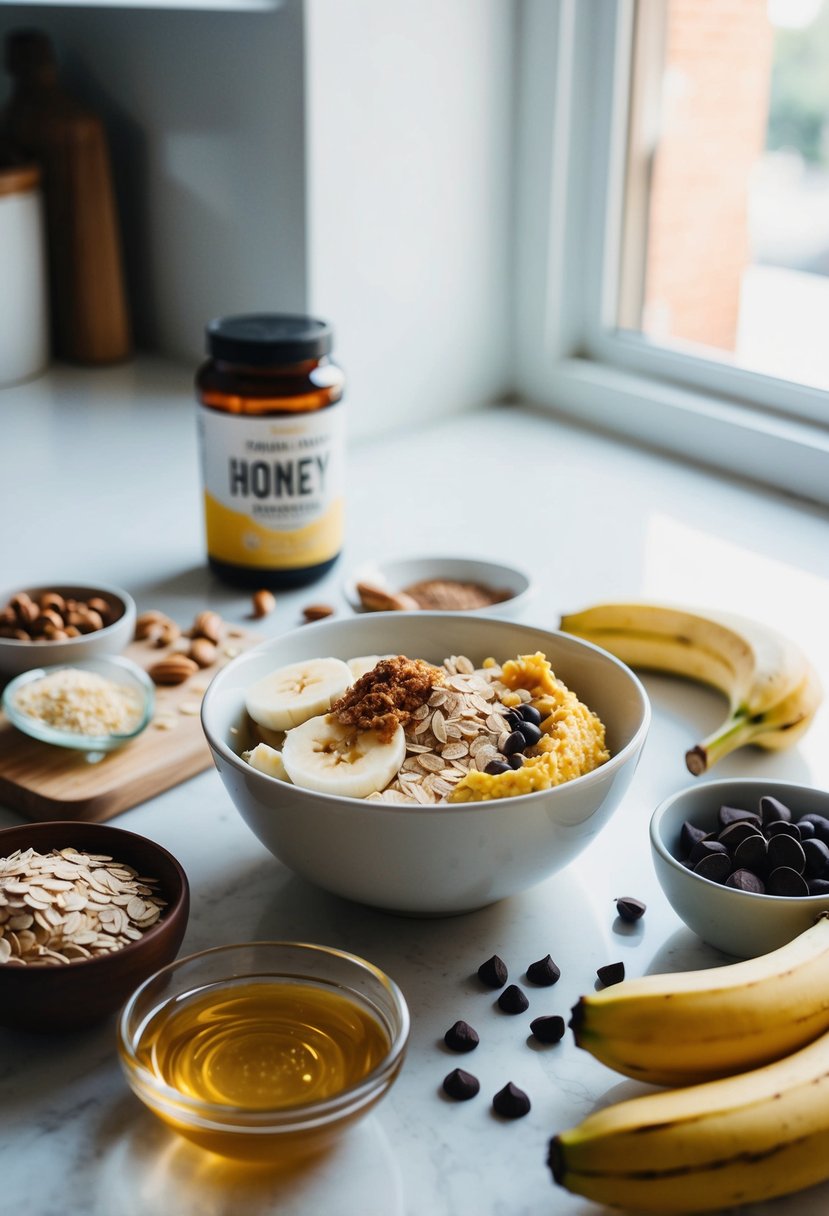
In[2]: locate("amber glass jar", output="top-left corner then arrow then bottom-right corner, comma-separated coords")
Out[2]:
196,314 -> 345,589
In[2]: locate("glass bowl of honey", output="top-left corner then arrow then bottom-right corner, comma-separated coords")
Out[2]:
117,941 -> 410,1163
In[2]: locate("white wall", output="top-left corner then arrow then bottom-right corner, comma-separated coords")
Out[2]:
0,2 -> 307,359
304,0 -> 516,437
0,1 -> 517,436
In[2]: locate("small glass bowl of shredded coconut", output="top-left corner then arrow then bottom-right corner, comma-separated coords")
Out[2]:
3,657 -> 155,752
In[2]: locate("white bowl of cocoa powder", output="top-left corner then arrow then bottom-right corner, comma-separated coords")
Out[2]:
344,555 -> 533,618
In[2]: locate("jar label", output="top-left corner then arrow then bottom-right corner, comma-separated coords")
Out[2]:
198,405 -> 344,570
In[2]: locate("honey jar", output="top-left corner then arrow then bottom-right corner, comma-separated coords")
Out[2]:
196,314 -> 345,589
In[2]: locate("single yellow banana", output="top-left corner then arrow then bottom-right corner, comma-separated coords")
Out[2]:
550,1021 -> 829,1212
687,660 -> 823,775
559,602 -> 820,773
571,913 -> 829,1086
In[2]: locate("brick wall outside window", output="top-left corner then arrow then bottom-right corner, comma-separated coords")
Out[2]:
643,0 -> 774,351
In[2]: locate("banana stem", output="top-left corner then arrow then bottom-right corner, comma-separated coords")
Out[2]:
685,712 -> 753,776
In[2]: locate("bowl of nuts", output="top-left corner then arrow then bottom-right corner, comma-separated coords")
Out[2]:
0,583 -> 136,682
651,778 -> 829,958
201,612 -> 649,915
0,818 -> 189,1030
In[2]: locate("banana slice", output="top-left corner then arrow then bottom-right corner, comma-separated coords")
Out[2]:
245,658 -> 353,731
242,742 -> 289,781
347,654 -> 381,680
347,654 -> 398,680
282,713 -> 405,798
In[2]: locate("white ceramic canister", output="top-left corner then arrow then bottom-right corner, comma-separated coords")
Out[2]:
0,161 -> 48,386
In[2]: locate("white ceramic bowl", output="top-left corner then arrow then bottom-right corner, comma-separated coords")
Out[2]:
0,582 -> 136,681
343,555 -> 532,618
651,778 -> 829,958
201,613 -> 650,915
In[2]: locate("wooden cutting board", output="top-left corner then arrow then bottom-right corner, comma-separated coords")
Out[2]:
0,627 -> 260,822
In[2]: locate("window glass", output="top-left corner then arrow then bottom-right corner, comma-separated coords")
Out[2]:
619,0 -> 829,392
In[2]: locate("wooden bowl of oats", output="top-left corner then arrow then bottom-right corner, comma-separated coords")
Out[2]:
0,820 -> 189,1031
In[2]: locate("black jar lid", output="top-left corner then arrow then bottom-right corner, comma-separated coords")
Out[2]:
206,314 -> 333,365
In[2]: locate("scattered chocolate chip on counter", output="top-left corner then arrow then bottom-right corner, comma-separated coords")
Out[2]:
615,896 -> 646,923
442,1068 -> 480,1101
597,961 -> 625,987
526,954 -> 561,986
530,1015 -> 566,1044
477,954 -> 508,989
497,984 -> 529,1014
492,1082 -> 531,1119
444,1020 -> 479,1053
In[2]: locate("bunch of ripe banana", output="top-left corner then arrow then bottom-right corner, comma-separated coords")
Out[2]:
550,914 -> 829,1212
559,602 -> 822,773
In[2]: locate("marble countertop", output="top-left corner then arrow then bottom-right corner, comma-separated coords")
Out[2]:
1,360 -> 829,1216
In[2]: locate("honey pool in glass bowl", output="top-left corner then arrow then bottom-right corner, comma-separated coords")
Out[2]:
118,942 -> 410,1163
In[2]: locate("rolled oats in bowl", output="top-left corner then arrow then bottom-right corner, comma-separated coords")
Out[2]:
241,650 -> 610,805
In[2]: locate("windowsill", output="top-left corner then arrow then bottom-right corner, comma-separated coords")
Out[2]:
520,355 -> 829,510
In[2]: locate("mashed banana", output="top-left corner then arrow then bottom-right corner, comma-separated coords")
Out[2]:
447,652 -> 609,803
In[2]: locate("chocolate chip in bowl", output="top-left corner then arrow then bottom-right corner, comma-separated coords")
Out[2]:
651,778 -> 829,958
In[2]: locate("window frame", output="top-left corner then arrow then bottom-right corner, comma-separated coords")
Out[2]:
512,0 -> 829,506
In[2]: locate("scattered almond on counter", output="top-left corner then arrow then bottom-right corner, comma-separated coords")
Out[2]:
147,655 -> 200,686
191,611 -> 222,644
189,638 -> 217,668
251,589 -> 276,619
302,603 -> 335,623
134,610 -> 169,641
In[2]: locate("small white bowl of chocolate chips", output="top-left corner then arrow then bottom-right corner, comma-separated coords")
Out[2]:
344,555 -> 533,619
651,777 -> 829,959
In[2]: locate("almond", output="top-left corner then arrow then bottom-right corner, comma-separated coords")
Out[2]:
152,620 -> 181,648
38,592 -> 66,615
189,637 -> 217,668
135,610 -> 169,640
251,589 -> 276,619
192,610 -> 222,644
147,655 -> 199,686
32,609 -> 64,635
87,596 -> 114,624
356,582 -> 419,612
302,603 -> 335,622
